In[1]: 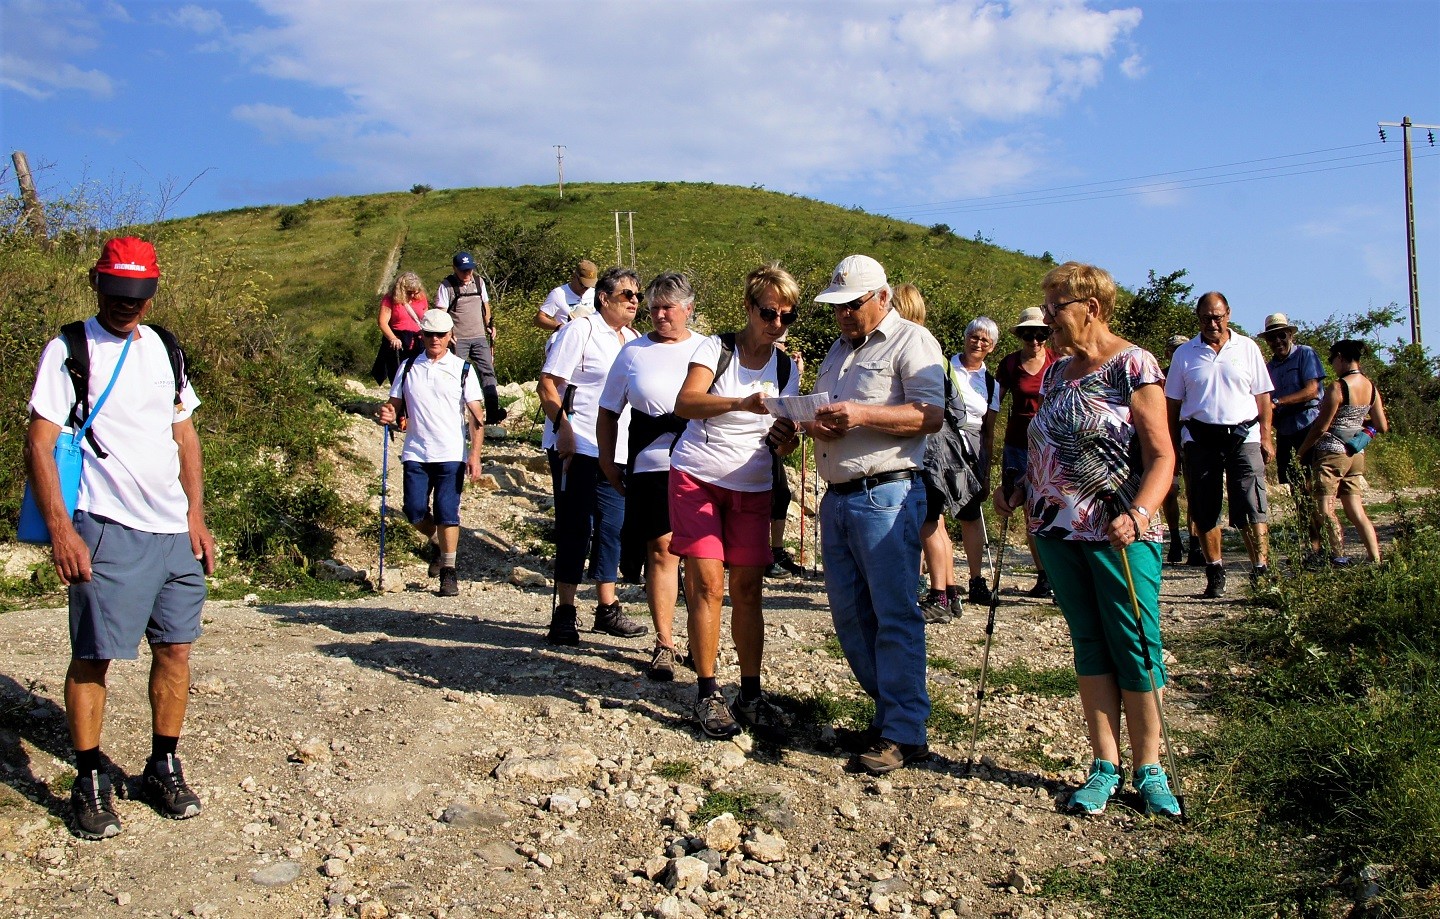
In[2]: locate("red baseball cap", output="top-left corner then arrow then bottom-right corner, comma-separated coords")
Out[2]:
93,237 -> 161,299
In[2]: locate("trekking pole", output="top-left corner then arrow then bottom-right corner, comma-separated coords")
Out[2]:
966,508 -> 1013,771
798,437 -> 807,573
1101,490 -> 1188,823
378,423 -> 390,591
811,447 -> 821,578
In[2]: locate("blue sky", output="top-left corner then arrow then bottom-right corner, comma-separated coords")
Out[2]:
4,0 -> 1437,342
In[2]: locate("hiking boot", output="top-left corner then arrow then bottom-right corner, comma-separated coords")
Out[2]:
1186,541 -> 1205,567
967,576 -> 993,606
1026,572 -> 1053,599
438,567 -> 459,597
830,724 -> 882,754
919,593 -> 951,624
1067,759 -> 1121,816
646,644 -> 677,682
594,602 -> 648,638
70,769 -> 121,840
850,738 -> 930,775
1133,763 -> 1181,818
694,690 -> 741,739
764,547 -> 806,578
546,603 -> 581,646
1201,564 -> 1226,599
732,692 -> 789,742
1167,538 -> 1184,565
141,754 -> 202,820
426,541 -> 441,578
1302,549 -> 1328,571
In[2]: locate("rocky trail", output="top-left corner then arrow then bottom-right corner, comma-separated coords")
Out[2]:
0,384 -> 1261,919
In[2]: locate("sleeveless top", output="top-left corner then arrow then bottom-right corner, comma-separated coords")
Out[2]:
1315,374 -> 1373,456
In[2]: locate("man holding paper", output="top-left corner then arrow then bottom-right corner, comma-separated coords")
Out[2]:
809,254 -> 946,776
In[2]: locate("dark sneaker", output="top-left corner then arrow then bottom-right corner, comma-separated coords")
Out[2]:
694,690 -> 740,739
1201,564 -> 1227,599
70,769 -> 121,840
594,602 -> 648,638
1167,538 -> 1184,564
1026,573 -> 1053,599
1302,550 -> 1328,571
426,541 -> 441,578
919,594 -> 951,624
764,548 -> 805,578
438,567 -> 459,597
967,576 -> 993,606
1330,555 -> 1353,568
732,692 -> 789,742
646,644 -> 677,682
1133,764 -> 1181,818
850,739 -> 930,775
547,603 -> 581,645
141,754 -> 202,820
1186,542 -> 1206,567
1068,759 -> 1120,815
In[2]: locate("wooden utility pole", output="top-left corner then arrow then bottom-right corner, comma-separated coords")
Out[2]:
554,145 -> 565,199
1379,116 -> 1438,346
11,150 -> 50,247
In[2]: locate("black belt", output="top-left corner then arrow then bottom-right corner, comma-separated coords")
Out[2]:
828,469 -> 917,495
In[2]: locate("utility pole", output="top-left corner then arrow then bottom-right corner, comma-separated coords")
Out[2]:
1378,116 -> 1438,346
553,145 -> 565,199
612,210 -> 637,268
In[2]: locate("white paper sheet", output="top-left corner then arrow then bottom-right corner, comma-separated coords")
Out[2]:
766,392 -> 830,423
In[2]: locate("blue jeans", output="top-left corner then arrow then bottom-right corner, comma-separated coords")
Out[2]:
820,476 -> 929,746
549,450 -> 624,585
402,460 -> 464,526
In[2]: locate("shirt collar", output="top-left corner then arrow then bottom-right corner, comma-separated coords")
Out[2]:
850,306 -> 900,349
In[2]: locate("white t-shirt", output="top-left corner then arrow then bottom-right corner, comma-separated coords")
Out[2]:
1164,334 -> 1273,444
389,351 -> 483,463
539,283 -> 595,324
949,355 -> 1001,429
599,333 -> 707,474
541,312 -> 638,461
28,319 -> 201,534
670,336 -> 801,492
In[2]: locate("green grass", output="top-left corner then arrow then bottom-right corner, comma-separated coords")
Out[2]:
951,661 -> 1078,697
51,772 -> 75,794
655,760 -> 696,781
694,789 -> 783,827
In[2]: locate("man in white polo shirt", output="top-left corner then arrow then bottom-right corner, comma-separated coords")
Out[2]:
377,309 -> 485,597
534,260 -> 597,332
1165,291 -> 1274,598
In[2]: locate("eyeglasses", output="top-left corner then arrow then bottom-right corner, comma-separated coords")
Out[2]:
610,289 -> 643,303
1198,313 -> 1228,325
1041,298 -> 1085,317
833,291 -> 876,314
1018,330 -> 1050,343
757,306 -> 799,325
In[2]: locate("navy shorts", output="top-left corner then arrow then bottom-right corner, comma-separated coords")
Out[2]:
69,511 -> 206,661
402,460 -> 465,527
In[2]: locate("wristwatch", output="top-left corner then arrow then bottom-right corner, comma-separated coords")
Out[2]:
1132,505 -> 1151,519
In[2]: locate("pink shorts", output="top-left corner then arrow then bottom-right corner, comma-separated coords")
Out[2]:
668,469 -> 772,567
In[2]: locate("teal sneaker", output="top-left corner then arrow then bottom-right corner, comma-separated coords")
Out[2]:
1133,763 -> 1181,818
1068,759 -> 1120,815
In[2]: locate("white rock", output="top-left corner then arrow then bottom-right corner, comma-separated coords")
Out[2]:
661,856 -> 709,892
714,747 -> 746,771
321,858 -> 346,878
699,813 -> 742,853
493,744 -> 599,783
742,828 -> 788,864
508,566 -> 549,589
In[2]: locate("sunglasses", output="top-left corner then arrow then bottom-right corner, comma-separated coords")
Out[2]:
833,291 -> 876,314
757,306 -> 799,325
1018,330 -> 1050,343
611,289 -> 644,303
421,330 -> 448,338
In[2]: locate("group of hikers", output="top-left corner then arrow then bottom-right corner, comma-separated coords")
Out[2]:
24,236 -> 1389,841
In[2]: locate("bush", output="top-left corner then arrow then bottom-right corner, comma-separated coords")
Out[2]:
276,205 -> 307,231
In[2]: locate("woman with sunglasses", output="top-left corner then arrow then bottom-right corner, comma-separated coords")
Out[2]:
671,264 -> 802,741
995,307 -> 1059,598
538,267 -> 650,646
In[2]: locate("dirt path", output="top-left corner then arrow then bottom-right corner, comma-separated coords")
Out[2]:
0,402 -> 1261,919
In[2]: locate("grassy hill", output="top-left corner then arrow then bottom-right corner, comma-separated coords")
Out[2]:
163,182 -> 1057,381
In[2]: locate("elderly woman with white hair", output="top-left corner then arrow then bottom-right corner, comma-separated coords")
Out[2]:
946,317 -> 1001,609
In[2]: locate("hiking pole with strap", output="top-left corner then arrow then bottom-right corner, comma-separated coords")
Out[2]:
798,436 -> 807,575
966,506 -> 1014,771
378,423 -> 390,591
1100,490 -> 1188,823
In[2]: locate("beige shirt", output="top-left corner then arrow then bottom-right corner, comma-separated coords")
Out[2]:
813,307 -> 945,484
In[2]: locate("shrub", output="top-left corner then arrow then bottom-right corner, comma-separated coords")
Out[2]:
276,205 -> 306,231
410,184 -> 432,195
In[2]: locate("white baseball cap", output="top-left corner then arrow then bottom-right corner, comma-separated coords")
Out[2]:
815,255 -> 887,303
420,310 -> 454,334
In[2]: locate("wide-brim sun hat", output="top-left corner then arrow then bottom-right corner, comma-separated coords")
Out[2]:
1261,312 -> 1298,336
1012,307 -> 1047,333
815,254 -> 887,303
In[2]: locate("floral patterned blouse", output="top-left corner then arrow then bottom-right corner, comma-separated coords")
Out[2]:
1025,346 -> 1166,543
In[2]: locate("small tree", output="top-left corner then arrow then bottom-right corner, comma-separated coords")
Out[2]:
1114,268 -> 1195,357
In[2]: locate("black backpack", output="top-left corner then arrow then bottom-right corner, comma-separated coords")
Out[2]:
923,364 -> 985,516
60,321 -> 187,459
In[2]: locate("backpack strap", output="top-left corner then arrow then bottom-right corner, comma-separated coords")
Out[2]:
711,332 -> 794,392
1338,377 -> 1351,405
60,321 -> 90,434
147,323 -> 188,410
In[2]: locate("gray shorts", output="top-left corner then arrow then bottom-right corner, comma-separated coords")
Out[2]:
69,511 -> 206,661
1184,440 -> 1269,531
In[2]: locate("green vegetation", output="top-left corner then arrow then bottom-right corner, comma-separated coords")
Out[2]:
694,788 -> 783,826
654,760 -> 696,781
952,661 -> 1078,697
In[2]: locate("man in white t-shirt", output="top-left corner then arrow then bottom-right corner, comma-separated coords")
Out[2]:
377,310 -> 485,598
1165,291 -> 1275,598
534,260 -> 598,332
26,237 -> 215,840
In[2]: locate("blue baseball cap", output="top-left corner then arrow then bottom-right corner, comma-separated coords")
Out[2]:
453,252 -> 476,271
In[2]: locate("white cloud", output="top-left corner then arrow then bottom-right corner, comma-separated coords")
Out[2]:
0,0 -> 112,98
217,0 -> 1140,199
1120,52 -> 1146,79
158,4 -> 226,35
